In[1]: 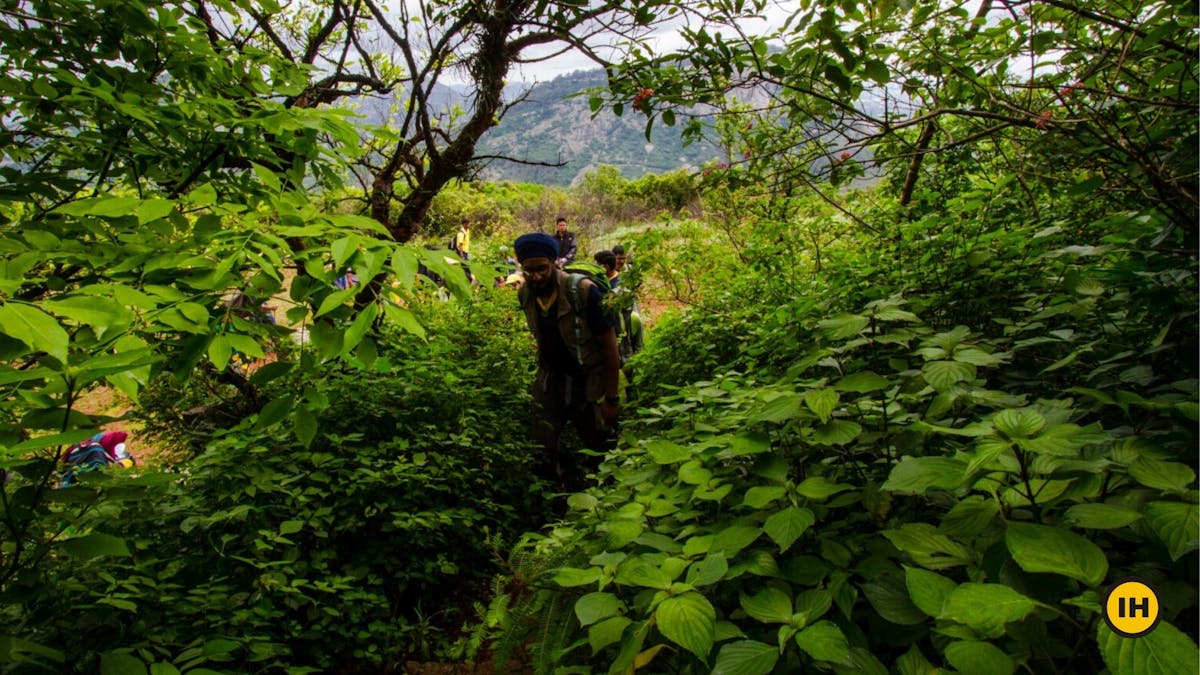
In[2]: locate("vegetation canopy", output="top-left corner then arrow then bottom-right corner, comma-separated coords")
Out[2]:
0,0 -> 1195,673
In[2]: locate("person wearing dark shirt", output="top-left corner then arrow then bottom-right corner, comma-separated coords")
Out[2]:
553,216 -> 578,267
515,232 -> 620,492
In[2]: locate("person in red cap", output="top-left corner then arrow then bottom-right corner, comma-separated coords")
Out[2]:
514,232 -> 621,492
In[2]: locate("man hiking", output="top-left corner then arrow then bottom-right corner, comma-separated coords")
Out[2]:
515,232 -> 621,492
552,216 -> 577,267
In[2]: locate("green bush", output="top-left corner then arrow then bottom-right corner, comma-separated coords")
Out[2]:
6,289 -> 549,672
493,203 -> 1198,674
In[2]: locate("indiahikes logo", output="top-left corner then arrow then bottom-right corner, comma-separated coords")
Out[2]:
1102,579 -> 1162,638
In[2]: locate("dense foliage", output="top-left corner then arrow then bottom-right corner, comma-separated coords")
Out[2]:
0,0 -> 1195,673
4,289 -> 547,672
480,1 -> 1199,672
495,184 -> 1197,674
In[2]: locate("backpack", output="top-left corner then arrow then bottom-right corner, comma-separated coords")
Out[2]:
561,262 -> 642,364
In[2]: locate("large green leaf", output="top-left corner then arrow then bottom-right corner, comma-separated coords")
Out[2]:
945,641 -> 1014,675
804,389 -> 839,423
686,553 -> 728,587
812,420 -> 862,446
754,392 -> 805,423
883,523 -> 974,569
1097,619 -> 1198,675
904,566 -> 956,617
1144,501 -> 1199,561
99,652 -> 147,675
922,360 -> 976,391
793,621 -> 851,665
795,476 -> 853,500
57,196 -> 142,218
742,486 -> 786,509
656,592 -> 715,659
862,575 -> 926,625
0,302 -> 69,362
575,592 -> 623,627
383,303 -> 426,339
894,645 -> 938,675
993,408 -> 1046,438
1128,458 -> 1196,492
45,295 -> 132,330
882,456 -> 967,494
58,533 -> 131,559
711,523 -> 762,556
940,583 -> 1036,637
552,567 -> 602,587
834,371 -> 891,393
589,616 -> 631,654
293,410 -> 317,448
1006,521 -> 1108,586
1018,423 -> 1106,457
721,432 -> 771,457
818,313 -> 869,340
314,287 -> 358,318
646,439 -> 692,464
0,635 -> 65,666
711,640 -> 778,675
951,347 -> 1007,366
793,588 -> 833,624
740,587 -> 793,624
939,496 -> 1000,537
615,557 -> 671,590
6,429 -> 96,454
764,506 -> 815,552
1065,503 -> 1144,530
207,335 -> 233,371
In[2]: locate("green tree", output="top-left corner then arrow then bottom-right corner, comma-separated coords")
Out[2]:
600,0 -> 1198,240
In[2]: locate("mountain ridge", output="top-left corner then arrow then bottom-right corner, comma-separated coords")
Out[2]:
351,69 -> 727,186
477,69 -> 727,185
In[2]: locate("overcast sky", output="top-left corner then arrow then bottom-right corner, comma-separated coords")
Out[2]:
487,1 -> 794,85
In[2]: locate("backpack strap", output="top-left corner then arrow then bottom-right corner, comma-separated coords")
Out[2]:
566,273 -> 587,369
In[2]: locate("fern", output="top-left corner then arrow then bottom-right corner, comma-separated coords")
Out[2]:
531,589 -> 576,675
485,533 -> 583,673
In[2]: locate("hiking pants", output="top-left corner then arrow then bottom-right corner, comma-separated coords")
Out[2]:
530,371 -> 616,492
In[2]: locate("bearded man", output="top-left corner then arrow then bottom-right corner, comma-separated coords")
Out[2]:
514,232 -> 621,491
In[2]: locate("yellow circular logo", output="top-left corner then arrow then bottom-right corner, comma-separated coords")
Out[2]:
1102,579 -> 1161,638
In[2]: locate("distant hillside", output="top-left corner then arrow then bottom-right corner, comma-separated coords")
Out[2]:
477,70 -> 726,186
347,69 -> 876,187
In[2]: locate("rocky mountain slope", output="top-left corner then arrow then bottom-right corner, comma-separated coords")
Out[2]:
474,70 -> 725,185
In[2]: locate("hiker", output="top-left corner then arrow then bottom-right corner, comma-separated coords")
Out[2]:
593,250 -> 644,388
593,249 -> 620,289
552,216 -> 577,268
334,267 -> 357,290
60,430 -> 135,487
515,232 -> 620,492
494,246 -> 523,288
450,217 -> 471,261
612,244 -> 630,272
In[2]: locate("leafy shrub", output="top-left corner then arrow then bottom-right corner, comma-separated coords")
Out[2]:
7,289 -> 549,672
496,205 -> 1198,674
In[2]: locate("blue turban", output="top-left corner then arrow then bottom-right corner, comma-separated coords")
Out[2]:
514,232 -> 559,261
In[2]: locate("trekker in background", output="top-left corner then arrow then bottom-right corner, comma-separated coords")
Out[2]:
553,216 -> 577,268
593,249 -> 643,393
450,217 -> 471,261
334,267 -> 357,290
593,249 -> 620,289
515,232 -> 620,493
60,430 -> 135,487
612,244 -> 630,272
